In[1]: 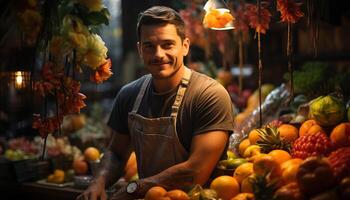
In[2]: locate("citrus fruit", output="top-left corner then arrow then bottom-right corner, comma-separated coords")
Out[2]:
165,189 -> 190,200
210,176 -> 239,200
240,175 -> 254,193
72,159 -> 88,175
268,149 -> 291,165
238,139 -> 251,156
248,129 -> 261,145
253,155 -> 281,179
278,124 -> 299,142
299,119 -> 324,137
233,162 -> 254,184
84,147 -> 100,161
124,152 -> 138,181
330,122 -> 350,147
145,186 -> 167,200
280,158 -> 303,184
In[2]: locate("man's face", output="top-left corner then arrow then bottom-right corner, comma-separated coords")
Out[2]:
138,24 -> 190,80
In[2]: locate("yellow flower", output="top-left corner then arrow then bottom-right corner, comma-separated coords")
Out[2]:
78,34 -> 108,70
77,0 -> 103,12
68,32 -> 87,50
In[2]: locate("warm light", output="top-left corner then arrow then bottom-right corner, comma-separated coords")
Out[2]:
15,71 -> 23,88
203,0 -> 235,30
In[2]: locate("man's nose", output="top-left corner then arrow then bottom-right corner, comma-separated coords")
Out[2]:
154,46 -> 165,58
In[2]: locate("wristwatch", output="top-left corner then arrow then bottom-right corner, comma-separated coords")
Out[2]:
126,181 -> 139,196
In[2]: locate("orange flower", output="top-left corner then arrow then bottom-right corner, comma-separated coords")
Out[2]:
90,59 -> 113,84
246,2 -> 272,34
277,0 -> 304,23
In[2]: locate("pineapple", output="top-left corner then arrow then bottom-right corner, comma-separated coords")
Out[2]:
251,173 -> 277,200
256,125 -> 291,153
291,132 -> 333,159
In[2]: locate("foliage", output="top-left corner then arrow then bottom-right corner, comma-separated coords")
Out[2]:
284,62 -> 350,99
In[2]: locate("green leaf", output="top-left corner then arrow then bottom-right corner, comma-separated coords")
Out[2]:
85,8 -> 110,26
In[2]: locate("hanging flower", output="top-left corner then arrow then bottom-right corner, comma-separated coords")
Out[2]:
246,2 -> 272,34
16,0 -> 113,139
78,34 -> 108,70
77,0 -> 104,12
277,0 -> 304,23
90,59 -> 113,84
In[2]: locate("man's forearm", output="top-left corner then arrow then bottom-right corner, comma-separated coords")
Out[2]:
135,161 -> 198,197
96,150 -> 125,187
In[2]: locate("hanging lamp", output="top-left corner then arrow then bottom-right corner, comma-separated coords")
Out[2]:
203,0 -> 235,30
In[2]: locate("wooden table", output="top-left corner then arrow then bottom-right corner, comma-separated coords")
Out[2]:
1,181 -> 84,200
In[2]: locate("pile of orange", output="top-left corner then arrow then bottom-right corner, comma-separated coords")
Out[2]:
145,186 -> 189,200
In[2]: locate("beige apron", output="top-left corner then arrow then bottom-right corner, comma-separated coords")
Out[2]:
128,67 -> 192,178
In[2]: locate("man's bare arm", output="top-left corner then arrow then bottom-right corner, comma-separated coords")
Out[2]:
117,130 -> 229,198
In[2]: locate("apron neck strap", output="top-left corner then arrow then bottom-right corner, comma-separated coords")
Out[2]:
131,75 -> 151,113
171,67 -> 192,118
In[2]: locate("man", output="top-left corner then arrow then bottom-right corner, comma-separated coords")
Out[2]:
78,6 -> 234,200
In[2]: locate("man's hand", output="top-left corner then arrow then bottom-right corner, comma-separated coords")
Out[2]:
76,178 -> 107,200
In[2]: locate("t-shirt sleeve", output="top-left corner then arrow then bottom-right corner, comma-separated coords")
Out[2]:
193,81 -> 235,136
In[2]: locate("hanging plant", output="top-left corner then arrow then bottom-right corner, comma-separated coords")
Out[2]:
277,0 -> 304,99
13,0 -> 113,159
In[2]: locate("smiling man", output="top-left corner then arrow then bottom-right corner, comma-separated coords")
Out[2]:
78,6 -> 235,200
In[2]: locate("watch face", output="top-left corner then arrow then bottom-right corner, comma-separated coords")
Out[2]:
126,182 -> 138,194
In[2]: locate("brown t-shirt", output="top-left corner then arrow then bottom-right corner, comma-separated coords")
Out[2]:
107,70 -> 235,151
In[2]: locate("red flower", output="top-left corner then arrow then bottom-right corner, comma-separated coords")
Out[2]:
277,0 -> 304,23
90,59 -> 113,84
246,2 -> 272,34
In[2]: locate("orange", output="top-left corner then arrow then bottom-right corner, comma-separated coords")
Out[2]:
278,124 -> 299,142
280,158 -> 303,184
299,119 -> 324,137
233,162 -> 254,184
231,192 -> 254,200
210,176 -> 240,200
240,175 -> 255,193
330,122 -> 350,147
72,159 -> 88,175
145,186 -> 167,200
238,139 -> 251,157
165,189 -> 190,200
248,129 -> 261,145
84,147 -> 100,161
268,150 -> 291,165
253,155 -> 281,180
124,152 -> 138,182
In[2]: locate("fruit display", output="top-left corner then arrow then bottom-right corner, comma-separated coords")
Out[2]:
140,92 -> 350,200
3,137 -> 40,161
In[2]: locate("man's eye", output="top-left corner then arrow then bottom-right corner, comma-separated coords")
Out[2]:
162,43 -> 173,49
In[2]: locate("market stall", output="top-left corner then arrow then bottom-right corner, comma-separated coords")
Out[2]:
1,0 -> 350,200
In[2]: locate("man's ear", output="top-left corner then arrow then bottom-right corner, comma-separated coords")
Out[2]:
137,42 -> 142,58
182,38 -> 190,56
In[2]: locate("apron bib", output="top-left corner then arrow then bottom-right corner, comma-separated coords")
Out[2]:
128,67 -> 192,178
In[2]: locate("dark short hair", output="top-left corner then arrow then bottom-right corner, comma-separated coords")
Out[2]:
136,6 -> 186,42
